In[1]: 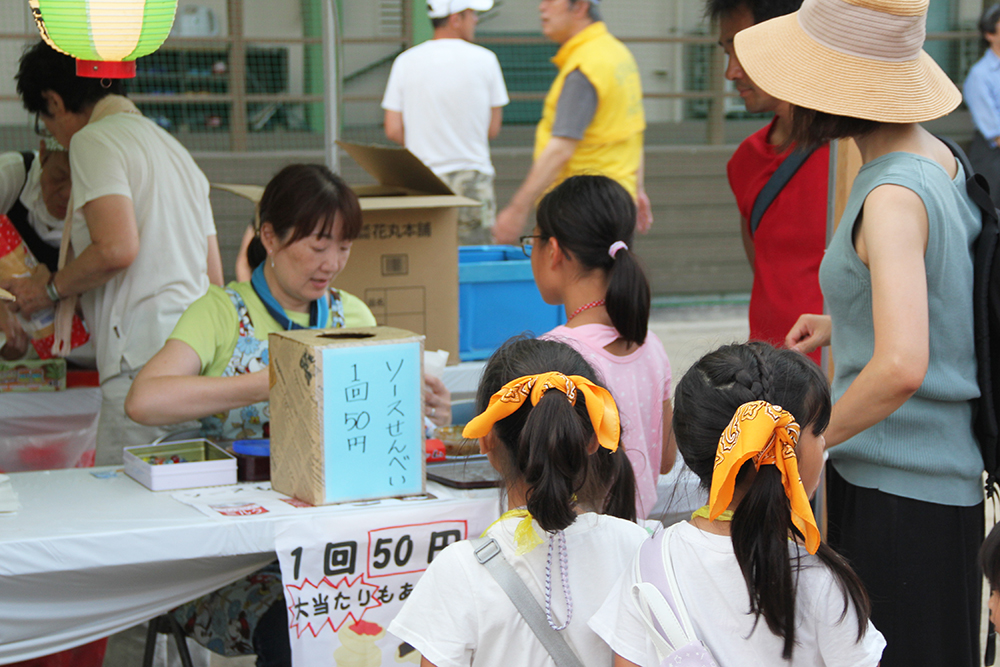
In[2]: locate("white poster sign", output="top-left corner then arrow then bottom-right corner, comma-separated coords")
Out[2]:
275,496 -> 498,666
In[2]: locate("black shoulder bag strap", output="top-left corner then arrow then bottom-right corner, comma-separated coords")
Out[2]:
749,144 -> 820,236
7,151 -> 60,273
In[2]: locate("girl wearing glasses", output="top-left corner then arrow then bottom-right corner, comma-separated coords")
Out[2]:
525,175 -> 673,519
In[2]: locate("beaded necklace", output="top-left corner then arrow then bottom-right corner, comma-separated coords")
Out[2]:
484,509 -> 573,630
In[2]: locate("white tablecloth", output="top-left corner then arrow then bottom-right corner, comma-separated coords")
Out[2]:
0,467 -> 498,664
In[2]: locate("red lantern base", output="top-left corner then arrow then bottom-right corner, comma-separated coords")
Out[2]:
76,60 -> 136,79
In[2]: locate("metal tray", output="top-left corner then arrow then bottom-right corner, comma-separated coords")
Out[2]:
426,455 -> 500,489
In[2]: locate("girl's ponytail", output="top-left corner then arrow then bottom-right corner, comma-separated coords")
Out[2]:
590,444 -> 638,522
536,176 -> 652,345
520,388 -> 589,532
731,466 -> 798,657
605,244 -> 650,346
472,337 -> 638,528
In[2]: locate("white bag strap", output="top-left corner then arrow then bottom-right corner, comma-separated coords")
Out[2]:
630,524 -> 698,661
630,581 -> 686,660
658,524 -> 698,637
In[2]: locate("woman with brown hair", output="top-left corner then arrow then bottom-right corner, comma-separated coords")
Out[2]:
735,1 -> 984,665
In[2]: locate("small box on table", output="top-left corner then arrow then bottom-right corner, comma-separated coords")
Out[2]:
269,326 -> 425,505
123,439 -> 236,491
0,358 -> 66,392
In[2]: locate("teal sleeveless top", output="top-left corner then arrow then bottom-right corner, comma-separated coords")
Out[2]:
819,152 -> 983,506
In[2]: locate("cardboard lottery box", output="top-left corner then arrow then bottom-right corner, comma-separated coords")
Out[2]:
269,326 -> 426,505
213,144 -> 478,361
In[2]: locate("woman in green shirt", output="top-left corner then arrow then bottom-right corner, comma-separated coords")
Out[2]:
126,163 -> 450,439
123,164 -> 451,664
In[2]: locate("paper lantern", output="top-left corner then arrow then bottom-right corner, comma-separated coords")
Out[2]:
28,0 -> 178,79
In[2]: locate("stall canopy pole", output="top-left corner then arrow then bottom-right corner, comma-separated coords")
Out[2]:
323,0 -> 340,173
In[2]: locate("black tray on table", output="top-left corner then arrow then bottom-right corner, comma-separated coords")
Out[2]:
426,455 -> 500,489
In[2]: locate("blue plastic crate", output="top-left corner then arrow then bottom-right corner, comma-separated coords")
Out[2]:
458,245 -> 566,361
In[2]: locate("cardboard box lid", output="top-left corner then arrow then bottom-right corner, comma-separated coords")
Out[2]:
337,141 -> 452,195
337,141 -> 480,210
213,176 -> 479,213
269,325 -> 424,350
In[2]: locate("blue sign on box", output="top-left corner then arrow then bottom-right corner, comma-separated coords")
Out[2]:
268,326 -> 426,505
322,342 -> 423,501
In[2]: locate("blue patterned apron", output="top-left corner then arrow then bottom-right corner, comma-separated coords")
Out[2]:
199,287 -> 345,440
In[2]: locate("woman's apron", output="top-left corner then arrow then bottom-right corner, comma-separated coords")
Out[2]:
199,287 -> 345,441
174,287 -> 345,655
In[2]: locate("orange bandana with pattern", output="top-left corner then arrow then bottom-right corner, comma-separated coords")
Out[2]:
462,372 -> 620,452
709,400 -> 820,554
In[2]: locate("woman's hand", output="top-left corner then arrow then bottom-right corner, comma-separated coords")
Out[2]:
2,265 -> 52,317
0,303 -> 29,360
785,314 -> 832,354
423,374 -> 451,428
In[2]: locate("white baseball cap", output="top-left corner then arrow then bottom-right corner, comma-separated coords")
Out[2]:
427,0 -> 493,19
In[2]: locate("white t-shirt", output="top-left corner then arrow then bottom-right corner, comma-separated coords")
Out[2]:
389,512 -> 648,667
0,151 -> 64,247
68,111 -> 215,380
590,521 -> 886,667
382,39 -> 509,177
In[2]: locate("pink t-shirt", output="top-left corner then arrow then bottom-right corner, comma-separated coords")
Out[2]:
542,324 -> 672,518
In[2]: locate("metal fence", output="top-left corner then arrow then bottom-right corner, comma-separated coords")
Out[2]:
0,0 -> 983,155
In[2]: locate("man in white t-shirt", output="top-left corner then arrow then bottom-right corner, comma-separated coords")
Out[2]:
7,41 -> 224,465
382,0 -> 509,244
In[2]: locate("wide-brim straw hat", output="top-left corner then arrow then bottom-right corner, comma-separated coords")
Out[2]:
733,0 -> 961,124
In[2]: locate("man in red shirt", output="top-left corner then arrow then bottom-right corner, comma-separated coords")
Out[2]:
710,0 -> 828,364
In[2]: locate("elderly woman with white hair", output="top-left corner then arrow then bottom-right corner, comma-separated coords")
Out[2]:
729,1 -> 984,666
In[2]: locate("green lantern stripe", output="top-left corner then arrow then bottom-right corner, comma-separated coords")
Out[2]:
36,0 -> 100,61
34,0 -> 176,63
126,0 -> 178,61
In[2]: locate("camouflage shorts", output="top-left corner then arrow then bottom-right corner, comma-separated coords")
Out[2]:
439,169 -> 496,245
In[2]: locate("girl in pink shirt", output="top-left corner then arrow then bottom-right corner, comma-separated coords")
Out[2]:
528,175 -> 674,518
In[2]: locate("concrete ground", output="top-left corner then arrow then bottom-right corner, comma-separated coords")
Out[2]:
647,299 -> 750,394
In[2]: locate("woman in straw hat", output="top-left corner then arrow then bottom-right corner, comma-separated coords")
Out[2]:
735,1 -> 984,665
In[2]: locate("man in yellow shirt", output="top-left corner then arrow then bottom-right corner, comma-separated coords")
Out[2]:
492,0 -> 650,244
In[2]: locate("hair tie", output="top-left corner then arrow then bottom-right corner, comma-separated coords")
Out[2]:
462,372 -> 620,452
709,400 -> 821,554
608,241 -> 628,259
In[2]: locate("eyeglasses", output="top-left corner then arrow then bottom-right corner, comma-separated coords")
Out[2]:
519,234 -> 543,257
34,113 -> 52,139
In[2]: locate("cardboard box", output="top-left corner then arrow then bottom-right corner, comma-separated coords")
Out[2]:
336,142 -> 479,361
214,144 -> 477,361
269,325 -> 426,505
123,439 -> 236,491
0,358 -> 66,392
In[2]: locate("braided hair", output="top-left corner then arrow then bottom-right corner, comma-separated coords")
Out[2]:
673,342 -> 869,659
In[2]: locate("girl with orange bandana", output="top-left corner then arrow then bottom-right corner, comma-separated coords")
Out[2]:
389,337 -> 648,667
592,342 -> 885,666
